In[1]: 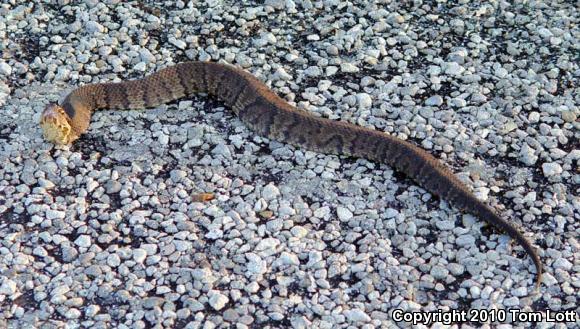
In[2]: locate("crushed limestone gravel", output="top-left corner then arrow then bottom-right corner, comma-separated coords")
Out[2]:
0,1 -> 578,328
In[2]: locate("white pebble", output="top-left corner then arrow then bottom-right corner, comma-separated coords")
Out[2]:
46,209 -> 66,220
85,21 -> 104,33
255,238 -> 280,252
139,49 -> 156,63
313,206 -> 330,218
344,309 -> 371,322
336,206 -> 353,221
443,62 -> 465,76
456,234 -> 475,246
85,305 -> 100,317
254,32 -> 277,47
291,226 -> 308,238
537,27 -> 553,38
65,308 -> 81,319
385,208 -> 399,218
52,285 -> 70,296
356,93 -> 372,108
340,63 -> 359,73
519,144 -> 538,165
74,235 -> 92,248
246,253 -> 267,275
133,248 -> 147,263
552,258 -> 572,270
134,62 -> 147,71
0,279 -> 17,295
158,133 -> 169,145
0,61 -> 12,76
542,162 -> 562,177
278,252 -> 299,266
262,184 -> 280,200
107,254 -> 121,267
325,66 -> 338,76
494,67 -> 508,78
0,81 -> 10,106
169,38 -> 187,50
208,291 -> 229,310
425,95 -> 443,106
304,66 -> 321,77
273,68 -> 292,81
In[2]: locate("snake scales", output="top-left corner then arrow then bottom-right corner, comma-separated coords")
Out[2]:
40,61 -> 542,288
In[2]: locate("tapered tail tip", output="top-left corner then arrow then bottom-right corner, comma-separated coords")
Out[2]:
534,271 -> 542,292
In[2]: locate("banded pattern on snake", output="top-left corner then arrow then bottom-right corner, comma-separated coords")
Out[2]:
40,61 -> 542,288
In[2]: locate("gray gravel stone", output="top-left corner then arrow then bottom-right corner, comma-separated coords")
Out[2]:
291,226 -> 308,238
62,246 -> 78,262
208,291 -> 229,311
86,21 -> 105,33
519,144 -> 539,165
336,206 -> 353,221
552,258 -> 573,271
278,252 -> 300,266
132,248 -> 147,263
443,62 -> 465,76
107,254 -> 121,267
0,81 -> 10,106
74,235 -> 92,248
425,95 -> 443,106
430,265 -> 450,280
85,305 -> 100,318
340,63 -> 359,73
561,110 -> 577,123
169,38 -> 187,50
356,93 -> 373,108
344,309 -> 371,322
456,234 -> 476,247
1,1 -> 578,327
542,162 -> 563,177
105,180 -> 122,193
0,61 -> 11,76
46,209 -> 66,220
261,184 -> 280,200
0,279 -> 17,295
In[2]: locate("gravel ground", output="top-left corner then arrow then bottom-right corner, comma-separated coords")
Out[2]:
1,1 -> 579,328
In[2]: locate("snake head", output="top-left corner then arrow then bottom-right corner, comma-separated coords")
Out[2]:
40,104 -> 75,145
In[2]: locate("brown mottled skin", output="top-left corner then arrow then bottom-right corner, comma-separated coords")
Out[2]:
40,61 -> 542,289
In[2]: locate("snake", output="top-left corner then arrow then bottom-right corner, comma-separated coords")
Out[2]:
40,61 -> 542,289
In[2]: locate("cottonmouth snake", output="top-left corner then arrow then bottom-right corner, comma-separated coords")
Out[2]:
40,61 -> 542,289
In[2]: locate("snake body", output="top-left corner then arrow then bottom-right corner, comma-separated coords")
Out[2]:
40,61 -> 542,288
